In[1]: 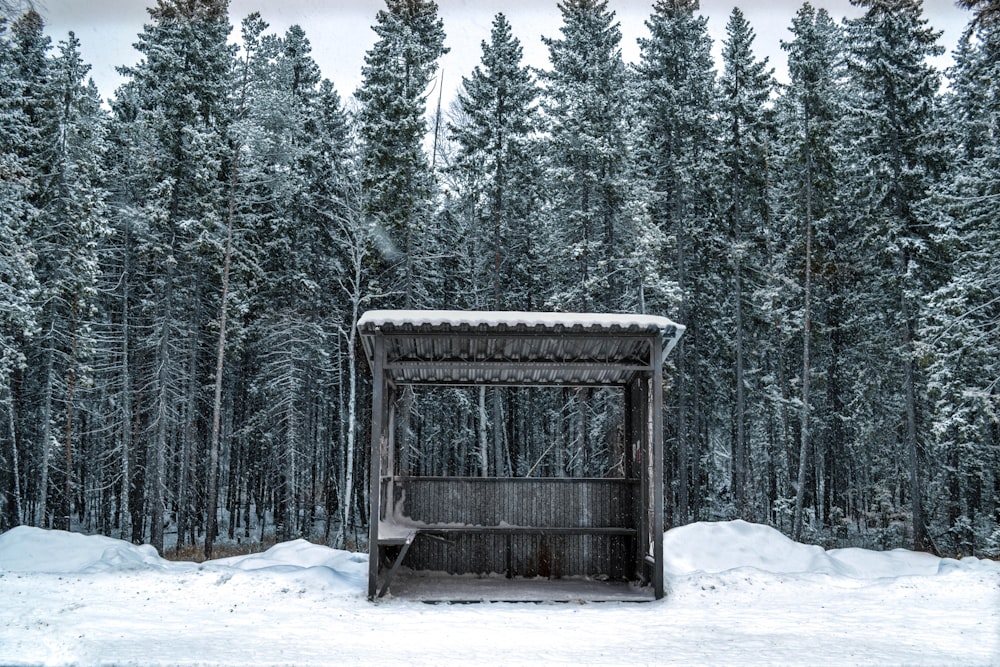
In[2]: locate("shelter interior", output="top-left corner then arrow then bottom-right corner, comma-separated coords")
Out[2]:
359,311 -> 683,602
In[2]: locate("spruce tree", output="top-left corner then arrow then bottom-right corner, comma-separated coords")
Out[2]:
777,3 -> 845,539
957,0 -> 1000,26
25,28 -> 110,531
449,12 -> 540,311
6,10 -> 50,528
354,0 -> 447,308
4,11 -> 111,532
920,13 -> 1000,554
634,0 -> 720,523
0,16 -> 39,529
442,13 -> 542,477
845,0 -> 944,551
110,0 -> 234,553
719,7 -> 774,516
540,0 -> 631,312
238,20 -> 351,543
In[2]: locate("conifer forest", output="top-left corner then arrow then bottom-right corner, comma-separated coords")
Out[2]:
1,0 -> 998,559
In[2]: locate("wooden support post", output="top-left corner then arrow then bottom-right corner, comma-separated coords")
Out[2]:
626,377 -> 644,583
651,338 -> 665,599
635,374 -> 651,587
368,334 -> 386,600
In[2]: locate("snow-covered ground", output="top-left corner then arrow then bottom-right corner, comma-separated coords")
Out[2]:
1,520 -> 997,666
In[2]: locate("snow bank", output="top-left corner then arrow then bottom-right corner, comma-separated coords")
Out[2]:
0,525 -> 167,573
4,520 -> 991,583
209,538 -> 368,594
0,527 -> 369,595
662,520 -> 990,578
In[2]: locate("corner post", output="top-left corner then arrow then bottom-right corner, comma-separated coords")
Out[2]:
651,336 -> 665,599
368,332 -> 386,600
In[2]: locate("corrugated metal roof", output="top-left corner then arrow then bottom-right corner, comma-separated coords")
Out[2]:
358,310 -> 684,386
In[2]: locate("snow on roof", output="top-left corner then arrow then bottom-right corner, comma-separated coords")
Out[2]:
357,309 -> 683,334
357,310 -> 685,386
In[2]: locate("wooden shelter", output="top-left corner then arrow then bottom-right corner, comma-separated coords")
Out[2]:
359,310 -> 684,601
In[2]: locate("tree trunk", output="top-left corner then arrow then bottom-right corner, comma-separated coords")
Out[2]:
734,251 -> 747,513
36,321 -> 55,528
205,141 -> 239,559
3,384 -> 23,526
117,219 -> 134,542
338,315 -> 360,548
58,304 -> 79,532
177,295 -> 200,552
675,193 -> 690,524
150,250 -> 175,554
284,397 -> 298,542
902,282 -> 929,551
793,139 -> 814,541
478,386 -> 489,476
491,389 -> 505,476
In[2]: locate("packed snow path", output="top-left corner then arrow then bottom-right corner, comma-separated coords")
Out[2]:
1,520 -> 997,666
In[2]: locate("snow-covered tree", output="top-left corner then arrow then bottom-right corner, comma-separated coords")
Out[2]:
0,15 -> 39,529
24,28 -> 109,531
920,10 -> 1000,555
719,7 -> 775,516
449,12 -> 540,311
110,0 -> 235,553
540,0 -> 632,312
354,0 -> 448,308
776,3 -> 845,539
238,20 -> 354,543
845,0 -> 945,551
633,0 -> 720,524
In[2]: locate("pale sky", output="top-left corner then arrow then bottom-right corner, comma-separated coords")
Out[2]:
36,0 -> 972,107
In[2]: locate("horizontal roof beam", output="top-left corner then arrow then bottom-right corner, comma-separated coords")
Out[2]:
383,360 -> 653,383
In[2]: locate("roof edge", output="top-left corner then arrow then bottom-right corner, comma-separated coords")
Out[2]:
358,309 -> 682,335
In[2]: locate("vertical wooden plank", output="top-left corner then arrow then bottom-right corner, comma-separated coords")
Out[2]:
367,333 -> 386,600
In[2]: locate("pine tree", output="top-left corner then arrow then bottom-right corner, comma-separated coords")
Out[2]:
777,3 -> 845,539
449,12 -> 540,311
719,7 -> 774,516
443,13 -> 543,478
634,0 -> 720,523
354,0 -> 448,308
8,9 -> 46,164
845,0 -> 945,551
241,21 -> 352,543
110,0 -> 234,553
920,13 -> 1000,554
26,28 -> 110,531
3,11 -> 111,532
957,0 -> 1000,26
0,16 -> 39,529
540,0 -> 631,312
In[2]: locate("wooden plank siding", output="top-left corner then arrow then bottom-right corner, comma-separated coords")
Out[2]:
393,477 -> 638,527
403,532 -> 636,579
388,477 -> 638,579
